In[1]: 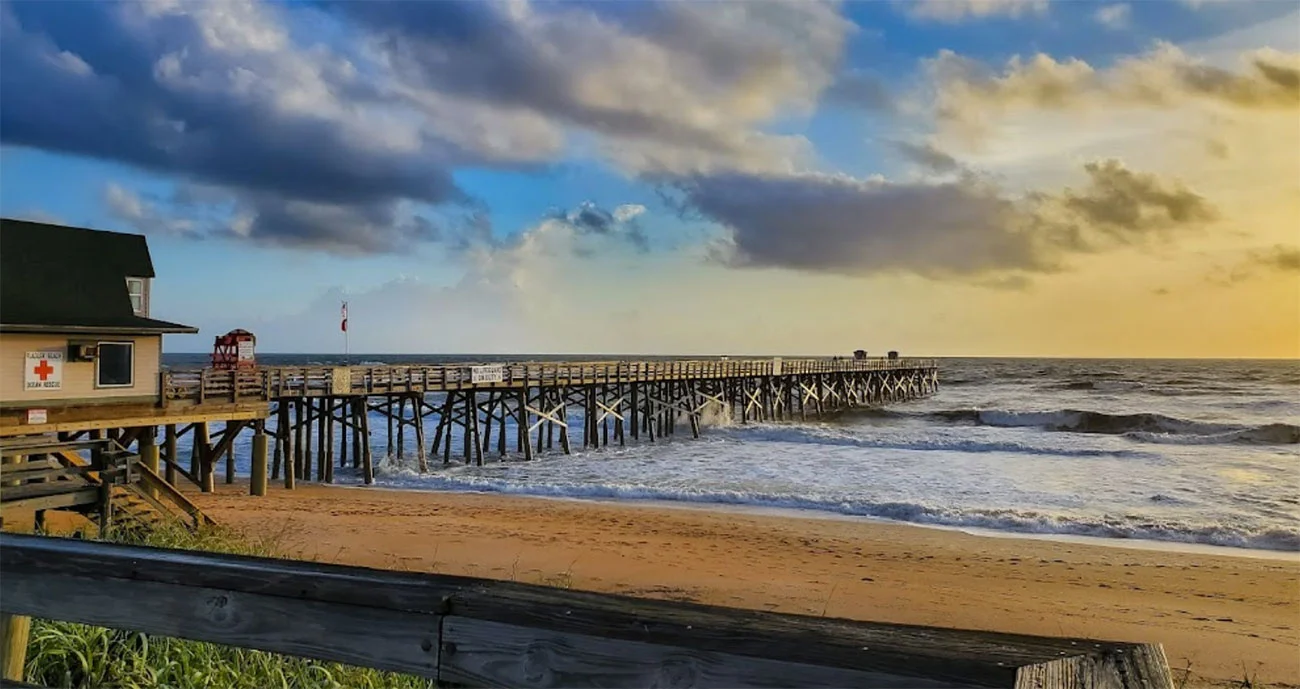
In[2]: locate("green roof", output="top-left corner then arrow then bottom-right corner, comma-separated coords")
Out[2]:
0,218 -> 199,335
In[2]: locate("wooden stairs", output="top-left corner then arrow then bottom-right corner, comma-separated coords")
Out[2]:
1,436 -> 212,533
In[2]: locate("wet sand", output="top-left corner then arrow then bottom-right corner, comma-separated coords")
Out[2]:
180,483 -> 1300,686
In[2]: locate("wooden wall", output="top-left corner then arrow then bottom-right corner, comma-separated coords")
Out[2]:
0,333 -> 161,406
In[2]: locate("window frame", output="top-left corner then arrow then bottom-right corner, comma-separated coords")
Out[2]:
95,341 -> 135,389
126,277 -> 146,315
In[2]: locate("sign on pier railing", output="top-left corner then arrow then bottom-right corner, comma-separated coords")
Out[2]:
470,365 -> 505,384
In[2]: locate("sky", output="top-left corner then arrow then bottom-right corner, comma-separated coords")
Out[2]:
1,0 -> 1297,358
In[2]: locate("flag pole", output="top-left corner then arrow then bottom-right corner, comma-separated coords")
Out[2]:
342,300 -> 349,365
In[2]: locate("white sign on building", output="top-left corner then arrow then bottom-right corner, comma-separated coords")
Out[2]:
471,365 -> 505,384
25,351 -> 64,391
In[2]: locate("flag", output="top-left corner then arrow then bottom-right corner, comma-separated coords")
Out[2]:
341,301 -> 348,333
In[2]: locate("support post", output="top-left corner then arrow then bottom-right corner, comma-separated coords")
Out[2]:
140,427 -> 160,500
0,613 -> 30,683
519,389 -> 533,461
224,424 -> 237,485
302,399 -> 313,482
317,397 -> 328,481
164,424 -> 178,486
339,399 -> 349,470
272,403 -> 285,480
360,399 -> 374,485
414,394 -> 428,472
197,423 -> 214,493
251,422 -> 268,497
287,400 -> 300,490
397,396 -> 406,460
324,399 -> 335,484
351,398 -> 361,469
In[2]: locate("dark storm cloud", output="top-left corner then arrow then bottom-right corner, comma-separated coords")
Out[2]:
1056,160 -> 1218,239
674,159 -> 1220,278
674,172 -> 1053,277
1,0 -> 853,252
0,1 -> 465,253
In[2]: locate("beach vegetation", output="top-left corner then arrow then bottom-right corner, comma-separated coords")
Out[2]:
20,520 -> 436,689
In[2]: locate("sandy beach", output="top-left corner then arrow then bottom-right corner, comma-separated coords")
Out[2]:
177,483 -> 1299,687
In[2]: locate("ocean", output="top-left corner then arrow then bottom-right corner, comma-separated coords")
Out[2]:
163,355 -> 1300,555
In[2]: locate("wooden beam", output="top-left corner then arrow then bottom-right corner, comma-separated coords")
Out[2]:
0,534 -> 1172,689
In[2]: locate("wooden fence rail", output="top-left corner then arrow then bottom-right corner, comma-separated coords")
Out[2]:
0,533 -> 1172,688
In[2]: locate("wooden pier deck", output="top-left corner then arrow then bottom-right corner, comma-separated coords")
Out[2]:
5,357 -> 939,498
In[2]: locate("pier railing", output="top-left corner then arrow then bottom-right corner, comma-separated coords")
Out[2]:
0,533 -> 1173,689
163,357 -> 939,405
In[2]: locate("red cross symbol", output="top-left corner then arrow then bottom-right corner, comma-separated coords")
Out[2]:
32,359 -> 55,381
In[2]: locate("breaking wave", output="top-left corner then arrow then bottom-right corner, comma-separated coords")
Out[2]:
729,424 -> 1153,458
365,467 -> 1300,552
919,408 -> 1299,444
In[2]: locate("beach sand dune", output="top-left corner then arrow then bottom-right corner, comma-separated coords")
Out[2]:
183,483 -> 1299,687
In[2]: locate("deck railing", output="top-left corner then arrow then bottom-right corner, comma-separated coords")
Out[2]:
0,533 -> 1172,689
163,357 -> 939,405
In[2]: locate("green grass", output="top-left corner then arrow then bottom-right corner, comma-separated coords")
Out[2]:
22,520 -> 436,689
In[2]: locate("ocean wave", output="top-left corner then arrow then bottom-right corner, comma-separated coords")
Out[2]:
1126,423 -> 1300,445
363,470 -> 1300,552
921,408 -> 1299,444
732,425 -> 1152,458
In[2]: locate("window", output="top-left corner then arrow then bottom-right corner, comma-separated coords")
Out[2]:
126,277 -> 146,315
96,342 -> 134,388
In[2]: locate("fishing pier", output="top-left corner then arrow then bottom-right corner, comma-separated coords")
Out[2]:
166,356 -> 938,489
2,355 -> 936,533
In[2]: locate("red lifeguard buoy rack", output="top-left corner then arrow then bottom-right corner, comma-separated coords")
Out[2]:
211,329 -> 257,370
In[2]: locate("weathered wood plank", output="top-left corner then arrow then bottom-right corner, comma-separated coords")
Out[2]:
0,534 -> 1172,689
440,616 -> 966,688
1015,645 -> 1174,689
2,572 -> 440,678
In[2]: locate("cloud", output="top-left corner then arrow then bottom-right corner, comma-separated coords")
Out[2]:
822,70 -> 894,112
103,184 -> 203,238
888,140 -> 962,173
0,1 -> 471,253
340,0 -> 851,176
528,201 -> 650,253
1094,4 -> 1131,30
1249,245 -> 1300,272
1052,159 -> 1218,240
930,44 -> 1300,140
672,159 -> 1218,279
102,181 -> 442,254
0,0 -> 852,252
4,209 -> 64,225
613,204 -> 647,223
904,0 -> 1048,22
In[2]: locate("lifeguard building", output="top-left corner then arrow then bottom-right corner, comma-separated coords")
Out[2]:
0,218 -> 263,529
